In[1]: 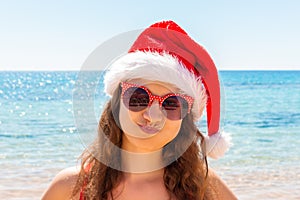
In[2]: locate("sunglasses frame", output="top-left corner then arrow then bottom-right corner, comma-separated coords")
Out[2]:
120,82 -> 194,116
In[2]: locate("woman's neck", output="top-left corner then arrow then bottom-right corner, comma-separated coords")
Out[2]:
120,148 -> 165,174
122,168 -> 165,183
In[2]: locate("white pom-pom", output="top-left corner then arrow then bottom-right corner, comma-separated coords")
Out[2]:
205,131 -> 232,159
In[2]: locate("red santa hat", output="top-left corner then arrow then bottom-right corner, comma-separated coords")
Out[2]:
104,20 -> 231,159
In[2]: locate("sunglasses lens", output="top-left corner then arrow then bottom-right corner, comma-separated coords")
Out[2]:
123,87 -> 149,112
162,96 -> 189,120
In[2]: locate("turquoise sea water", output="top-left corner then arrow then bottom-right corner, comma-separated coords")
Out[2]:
0,71 -> 299,199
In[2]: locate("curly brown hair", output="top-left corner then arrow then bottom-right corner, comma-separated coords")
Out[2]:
72,86 -> 216,200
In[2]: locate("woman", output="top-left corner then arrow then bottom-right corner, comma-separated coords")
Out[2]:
42,20 -> 237,200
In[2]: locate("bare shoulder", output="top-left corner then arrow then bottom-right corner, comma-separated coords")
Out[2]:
208,168 -> 238,200
41,166 -> 81,200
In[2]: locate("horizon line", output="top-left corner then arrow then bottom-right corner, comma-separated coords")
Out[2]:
1,69 -> 300,72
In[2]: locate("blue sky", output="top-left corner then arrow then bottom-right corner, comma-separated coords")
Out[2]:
0,0 -> 299,70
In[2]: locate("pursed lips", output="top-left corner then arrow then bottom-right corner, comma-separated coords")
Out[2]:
137,124 -> 161,134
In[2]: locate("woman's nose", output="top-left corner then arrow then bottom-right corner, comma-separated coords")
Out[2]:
142,101 -> 165,123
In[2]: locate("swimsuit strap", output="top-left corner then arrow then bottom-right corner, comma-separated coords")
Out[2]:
79,163 -> 93,200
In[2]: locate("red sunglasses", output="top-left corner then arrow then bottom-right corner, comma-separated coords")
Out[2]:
120,82 -> 194,120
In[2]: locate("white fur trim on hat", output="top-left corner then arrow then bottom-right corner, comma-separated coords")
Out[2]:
104,51 -> 207,121
205,131 -> 232,159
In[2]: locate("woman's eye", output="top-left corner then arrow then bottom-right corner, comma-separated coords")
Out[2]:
163,99 -> 180,110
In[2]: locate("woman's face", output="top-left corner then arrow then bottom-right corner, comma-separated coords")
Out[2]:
119,80 -> 183,153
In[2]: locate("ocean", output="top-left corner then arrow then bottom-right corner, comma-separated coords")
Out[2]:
0,71 -> 299,199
